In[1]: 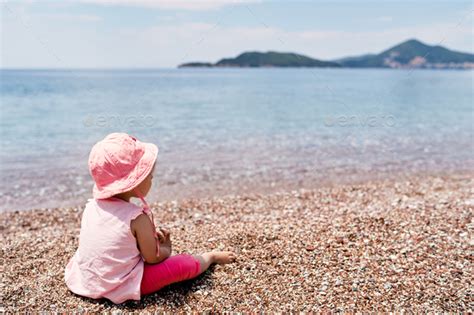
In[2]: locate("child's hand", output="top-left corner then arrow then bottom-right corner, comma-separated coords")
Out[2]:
159,228 -> 172,256
156,228 -> 171,243
161,228 -> 170,239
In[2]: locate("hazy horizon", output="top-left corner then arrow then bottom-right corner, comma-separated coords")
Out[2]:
2,37 -> 473,70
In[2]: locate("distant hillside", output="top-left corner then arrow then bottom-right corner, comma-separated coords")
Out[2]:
178,62 -> 213,68
215,51 -> 340,68
178,39 -> 474,69
336,39 -> 474,69
179,51 -> 340,68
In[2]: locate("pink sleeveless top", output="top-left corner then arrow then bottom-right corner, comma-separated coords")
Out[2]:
64,197 -> 146,304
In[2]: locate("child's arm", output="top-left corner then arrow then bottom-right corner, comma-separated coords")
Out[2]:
131,214 -> 171,264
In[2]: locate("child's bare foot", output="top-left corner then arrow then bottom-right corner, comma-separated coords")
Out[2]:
211,251 -> 237,264
194,251 -> 236,275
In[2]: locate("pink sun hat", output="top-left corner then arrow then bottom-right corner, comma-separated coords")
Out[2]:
88,132 -> 158,199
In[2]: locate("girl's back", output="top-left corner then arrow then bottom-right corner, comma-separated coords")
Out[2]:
65,197 -> 144,304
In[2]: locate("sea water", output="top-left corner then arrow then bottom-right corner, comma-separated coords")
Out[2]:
1,68 -> 472,211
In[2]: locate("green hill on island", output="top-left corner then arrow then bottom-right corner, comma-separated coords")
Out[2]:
336,39 -> 474,69
215,51 -> 340,68
178,39 -> 474,69
179,51 -> 340,68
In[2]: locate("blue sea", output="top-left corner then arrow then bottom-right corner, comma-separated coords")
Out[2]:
1,68 -> 473,211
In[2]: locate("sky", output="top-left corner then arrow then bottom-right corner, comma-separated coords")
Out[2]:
1,0 -> 473,68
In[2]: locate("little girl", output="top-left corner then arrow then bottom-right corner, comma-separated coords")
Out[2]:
64,132 -> 236,304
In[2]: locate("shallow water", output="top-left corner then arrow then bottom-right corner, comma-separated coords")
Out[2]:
0,68 -> 473,211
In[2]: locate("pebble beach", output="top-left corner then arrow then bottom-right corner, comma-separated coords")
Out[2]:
1,172 -> 472,312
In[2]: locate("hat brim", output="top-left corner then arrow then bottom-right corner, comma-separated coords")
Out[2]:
92,142 -> 158,199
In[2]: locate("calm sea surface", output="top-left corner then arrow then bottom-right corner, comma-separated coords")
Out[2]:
1,68 -> 473,211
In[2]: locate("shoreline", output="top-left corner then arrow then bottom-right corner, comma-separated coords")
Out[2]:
2,167 -> 473,213
1,170 -> 472,311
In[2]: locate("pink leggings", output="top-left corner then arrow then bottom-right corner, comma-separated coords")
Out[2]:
140,254 -> 201,295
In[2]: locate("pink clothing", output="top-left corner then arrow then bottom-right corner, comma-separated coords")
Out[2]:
140,254 -> 201,295
64,197 -> 146,304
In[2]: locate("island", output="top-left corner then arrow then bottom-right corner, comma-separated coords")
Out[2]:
179,51 -> 340,68
178,39 -> 474,69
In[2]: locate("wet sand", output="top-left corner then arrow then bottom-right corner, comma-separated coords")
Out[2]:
1,172 -> 473,312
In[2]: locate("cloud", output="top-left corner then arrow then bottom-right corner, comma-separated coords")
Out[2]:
39,13 -> 102,22
77,14 -> 102,21
80,0 -> 260,10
